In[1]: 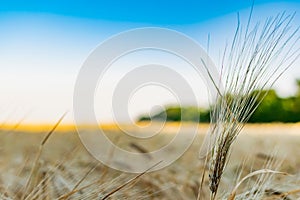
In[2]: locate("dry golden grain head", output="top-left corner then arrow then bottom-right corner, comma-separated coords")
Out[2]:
202,11 -> 300,199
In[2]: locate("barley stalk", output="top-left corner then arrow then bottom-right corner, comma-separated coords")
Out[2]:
227,169 -> 288,200
199,11 -> 300,200
22,112 -> 67,199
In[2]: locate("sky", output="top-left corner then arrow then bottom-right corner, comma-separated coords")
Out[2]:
0,0 -> 289,24
0,0 -> 300,124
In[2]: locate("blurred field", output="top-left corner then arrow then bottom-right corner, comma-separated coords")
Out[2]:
0,123 -> 300,199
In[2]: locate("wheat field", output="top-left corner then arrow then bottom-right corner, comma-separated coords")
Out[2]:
0,123 -> 299,199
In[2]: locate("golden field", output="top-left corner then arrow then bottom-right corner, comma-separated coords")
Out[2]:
0,123 -> 300,199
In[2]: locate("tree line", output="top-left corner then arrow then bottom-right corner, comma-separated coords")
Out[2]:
139,80 -> 300,123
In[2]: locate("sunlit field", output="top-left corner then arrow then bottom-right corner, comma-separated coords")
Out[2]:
1,1 -> 300,200
0,123 -> 299,199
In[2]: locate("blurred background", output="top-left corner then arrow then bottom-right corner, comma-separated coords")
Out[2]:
0,0 -> 300,125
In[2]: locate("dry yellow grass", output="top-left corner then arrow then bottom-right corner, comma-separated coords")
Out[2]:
0,123 -> 300,199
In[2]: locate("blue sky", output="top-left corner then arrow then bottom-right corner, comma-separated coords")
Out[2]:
0,0 -> 300,124
1,0 -> 299,24
0,1 -> 265,24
